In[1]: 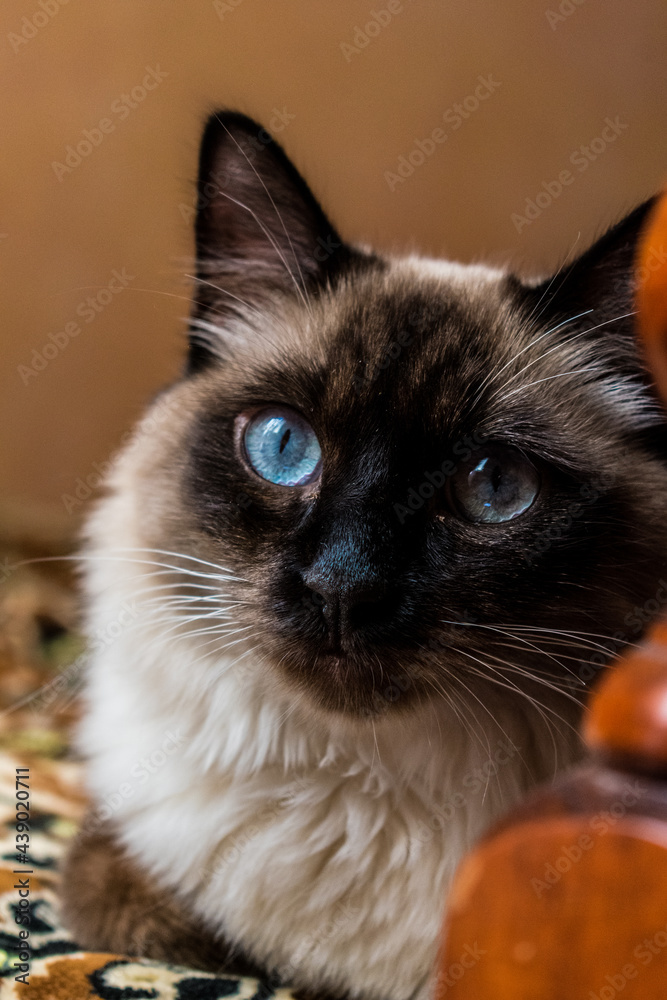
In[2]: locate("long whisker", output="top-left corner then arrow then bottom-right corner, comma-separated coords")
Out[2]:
491,310 -> 637,400
463,662 -> 564,773
454,648 -> 576,774
469,309 -> 592,407
92,546 -> 246,575
187,630 -> 260,670
7,553 -> 246,587
505,624 -> 641,652
423,673 -> 489,756
481,652 -> 585,709
522,231 -> 582,326
212,112 -> 313,315
206,188 -> 312,317
440,660 -> 519,754
187,277 -> 269,326
496,366 -> 607,402
438,617 -> 620,657
439,618 -> 574,671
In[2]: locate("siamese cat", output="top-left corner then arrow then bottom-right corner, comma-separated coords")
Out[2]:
61,111 -> 667,1000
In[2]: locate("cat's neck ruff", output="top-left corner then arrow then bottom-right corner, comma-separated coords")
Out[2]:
77,477 -> 574,1000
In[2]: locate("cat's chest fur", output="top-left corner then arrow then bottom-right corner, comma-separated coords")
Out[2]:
79,485 -> 569,1000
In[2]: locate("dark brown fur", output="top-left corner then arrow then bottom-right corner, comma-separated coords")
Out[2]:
60,818 -> 259,976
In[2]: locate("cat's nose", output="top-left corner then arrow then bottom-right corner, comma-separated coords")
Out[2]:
302,572 -> 395,641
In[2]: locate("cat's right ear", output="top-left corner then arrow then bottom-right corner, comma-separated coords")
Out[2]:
523,199 -> 657,344
188,111 -> 354,371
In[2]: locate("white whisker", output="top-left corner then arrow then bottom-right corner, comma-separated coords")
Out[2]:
212,112 -> 313,315
207,188 -> 313,317
469,309 -> 592,407
491,310 -> 637,401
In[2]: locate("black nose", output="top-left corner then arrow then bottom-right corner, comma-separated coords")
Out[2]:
302,571 -> 395,643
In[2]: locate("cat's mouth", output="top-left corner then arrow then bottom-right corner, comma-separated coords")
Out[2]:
312,649 -> 350,670
267,638 -> 420,717
256,580 -> 425,715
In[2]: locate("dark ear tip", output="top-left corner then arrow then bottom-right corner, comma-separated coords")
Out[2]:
611,195 -> 659,241
196,110 -> 291,209
201,110 -> 266,146
199,111 -> 262,174
517,195 -> 662,317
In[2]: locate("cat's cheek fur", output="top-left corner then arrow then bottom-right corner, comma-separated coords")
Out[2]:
69,417 -> 578,1000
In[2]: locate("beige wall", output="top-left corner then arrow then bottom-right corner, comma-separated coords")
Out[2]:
2,0 -> 666,512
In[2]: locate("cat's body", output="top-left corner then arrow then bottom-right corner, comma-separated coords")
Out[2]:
61,113 -> 667,1000
65,437 -> 570,997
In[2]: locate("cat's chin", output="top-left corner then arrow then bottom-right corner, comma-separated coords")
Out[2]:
274,646 -> 421,719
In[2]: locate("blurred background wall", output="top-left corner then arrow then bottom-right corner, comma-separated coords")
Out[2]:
2,0 -> 666,520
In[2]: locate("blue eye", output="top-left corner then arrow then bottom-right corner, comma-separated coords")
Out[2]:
243,407 -> 322,487
450,445 -> 540,523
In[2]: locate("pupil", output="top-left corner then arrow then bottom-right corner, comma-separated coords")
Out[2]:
279,428 -> 291,454
490,465 -> 503,492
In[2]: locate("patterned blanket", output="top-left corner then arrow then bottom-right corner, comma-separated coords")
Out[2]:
0,519 -> 298,999
0,752 -> 303,1000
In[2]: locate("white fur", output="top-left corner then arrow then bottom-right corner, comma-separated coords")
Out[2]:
73,406 -> 578,1000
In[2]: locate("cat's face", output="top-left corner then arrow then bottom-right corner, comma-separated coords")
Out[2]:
126,113 -> 667,720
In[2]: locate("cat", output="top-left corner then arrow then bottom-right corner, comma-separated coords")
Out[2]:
60,111 -> 667,1000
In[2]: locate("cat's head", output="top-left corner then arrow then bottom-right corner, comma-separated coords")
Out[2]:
106,111 -> 667,721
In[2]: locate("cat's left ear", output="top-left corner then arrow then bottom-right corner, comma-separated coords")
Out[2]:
188,111 -> 356,369
525,198 -> 657,334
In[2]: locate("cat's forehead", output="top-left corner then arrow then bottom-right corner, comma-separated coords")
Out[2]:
227,259 -> 502,369
222,258 -> 526,430
327,257 -> 513,371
